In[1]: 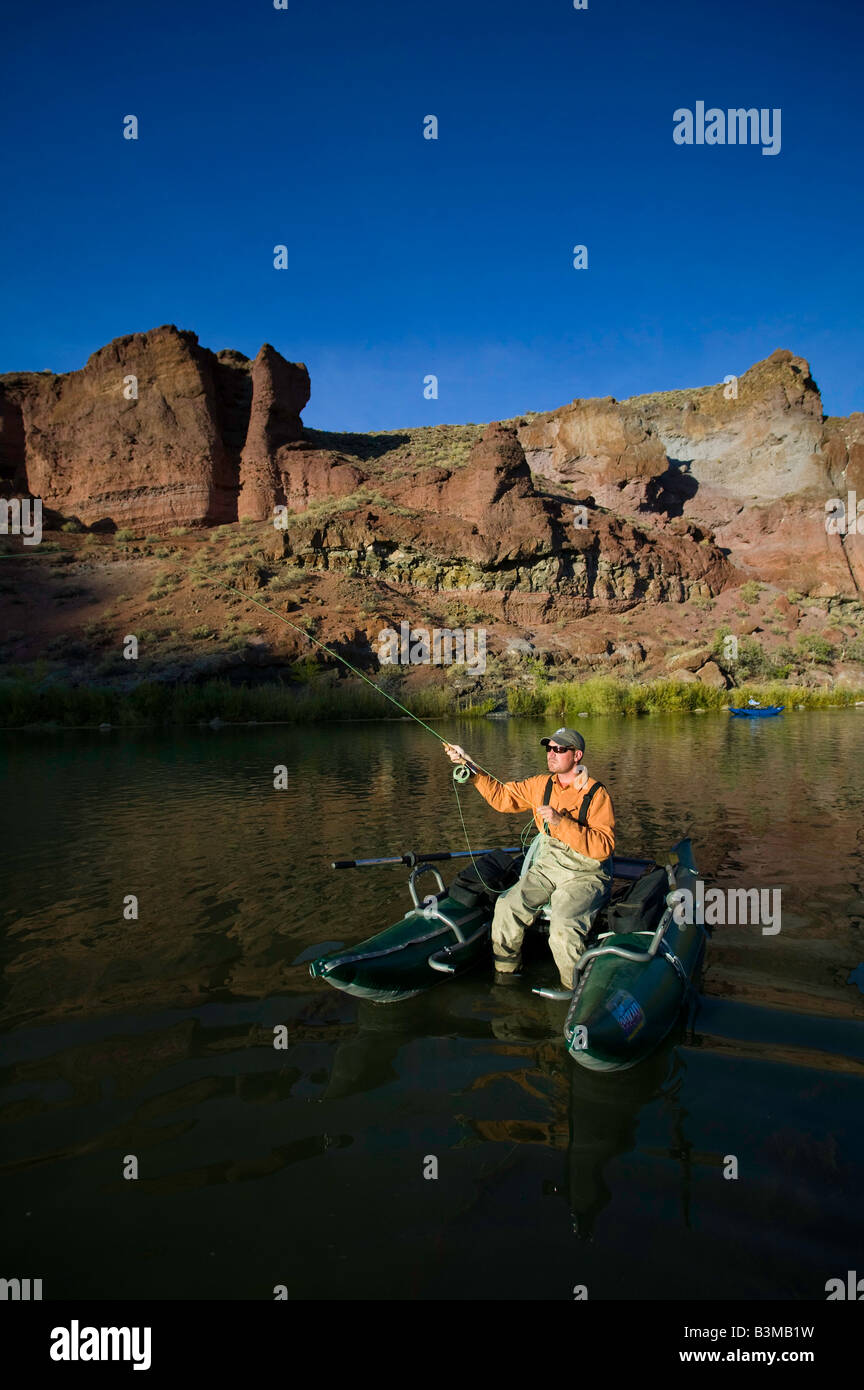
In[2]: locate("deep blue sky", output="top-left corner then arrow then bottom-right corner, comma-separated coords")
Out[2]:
2,0 -> 862,426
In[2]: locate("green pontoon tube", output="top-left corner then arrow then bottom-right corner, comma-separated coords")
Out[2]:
563,838 -> 707,1072
308,847 -> 526,1003
308,840 -> 700,1031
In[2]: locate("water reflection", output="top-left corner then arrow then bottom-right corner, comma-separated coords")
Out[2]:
3,712 -> 863,1032
2,712 -> 864,1299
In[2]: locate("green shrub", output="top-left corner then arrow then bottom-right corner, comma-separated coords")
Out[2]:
147,569 -> 181,600
289,657 -> 320,684
796,634 -> 835,664
733,637 -> 777,681
443,601 -> 490,626
507,685 -> 547,716
739,581 -> 763,605
266,568 -> 305,592
81,618 -> 112,645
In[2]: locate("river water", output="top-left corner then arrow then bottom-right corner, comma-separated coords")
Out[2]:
2,711 -> 863,1300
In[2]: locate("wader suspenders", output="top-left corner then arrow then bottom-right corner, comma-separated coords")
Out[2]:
541,776 -> 554,834
541,777 -> 606,837
576,780 -> 605,826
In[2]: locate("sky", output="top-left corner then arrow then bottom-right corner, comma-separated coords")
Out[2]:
2,0 -> 862,428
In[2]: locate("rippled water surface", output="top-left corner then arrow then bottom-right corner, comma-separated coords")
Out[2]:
2,712 -> 863,1299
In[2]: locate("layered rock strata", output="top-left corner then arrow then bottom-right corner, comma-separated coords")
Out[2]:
517,351 -> 862,597
0,326 -> 307,530
280,423 -> 737,613
1,330 -> 861,601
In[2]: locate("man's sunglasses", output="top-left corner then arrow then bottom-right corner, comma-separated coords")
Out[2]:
545,744 -> 571,754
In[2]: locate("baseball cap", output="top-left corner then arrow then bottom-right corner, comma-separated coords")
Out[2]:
540,727 -> 585,753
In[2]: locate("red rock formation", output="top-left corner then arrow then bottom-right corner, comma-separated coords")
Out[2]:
383,423 -> 558,564
519,351 -> 825,507
518,350 -> 862,598
237,345 -> 310,520
636,350 -> 825,501
2,328 -> 860,604
0,327 -> 311,532
0,377 -> 31,492
823,412 -> 864,494
518,395 -> 669,510
282,422 -> 736,609
0,326 -> 247,529
275,444 -> 365,512
820,412 -> 864,595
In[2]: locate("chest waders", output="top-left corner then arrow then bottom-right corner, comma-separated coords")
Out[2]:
494,777 -> 612,983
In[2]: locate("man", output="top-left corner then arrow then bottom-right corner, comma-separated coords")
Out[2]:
444,728 -> 614,991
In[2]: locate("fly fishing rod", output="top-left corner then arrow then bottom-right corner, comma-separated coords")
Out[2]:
332,846 -> 523,869
218,583 -> 491,773
216,582 -> 533,888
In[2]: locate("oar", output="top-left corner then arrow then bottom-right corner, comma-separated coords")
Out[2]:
332,847 -> 523,869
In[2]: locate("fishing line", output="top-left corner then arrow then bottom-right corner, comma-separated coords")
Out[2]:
3,554 -> 542,883
220,583 -> 493,758
2,556 -> 539,891
217,582 -> 523,890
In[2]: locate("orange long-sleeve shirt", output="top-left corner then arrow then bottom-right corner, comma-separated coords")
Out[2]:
471,767 -> 615,863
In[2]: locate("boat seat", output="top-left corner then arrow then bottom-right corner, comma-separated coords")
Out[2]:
450,846 -> 664,936
535,864 -> 666,935
604,867 -> 668,935
449,849 -> 524,908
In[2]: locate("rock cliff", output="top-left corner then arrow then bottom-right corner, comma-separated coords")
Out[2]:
517,350 -> 863,598
237,344 -> 310,520
280,422 -> 734,619
0,326 -> 306,531
1,329 -> 861,605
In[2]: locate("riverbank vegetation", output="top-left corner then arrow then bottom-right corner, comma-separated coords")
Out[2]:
3,529 -> 863,729
506,676 -> 863,718
1,669 -> 862,730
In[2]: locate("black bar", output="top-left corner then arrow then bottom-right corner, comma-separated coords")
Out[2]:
4,1301 -> 860,1368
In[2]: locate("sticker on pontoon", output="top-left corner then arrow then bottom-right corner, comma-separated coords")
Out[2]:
606,989 -> 645,1039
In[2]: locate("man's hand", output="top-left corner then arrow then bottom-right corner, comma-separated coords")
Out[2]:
538,805 -> 563,827
443,743 -> 476,771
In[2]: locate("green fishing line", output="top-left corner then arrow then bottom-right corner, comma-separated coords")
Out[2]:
219,583 -> 520,889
